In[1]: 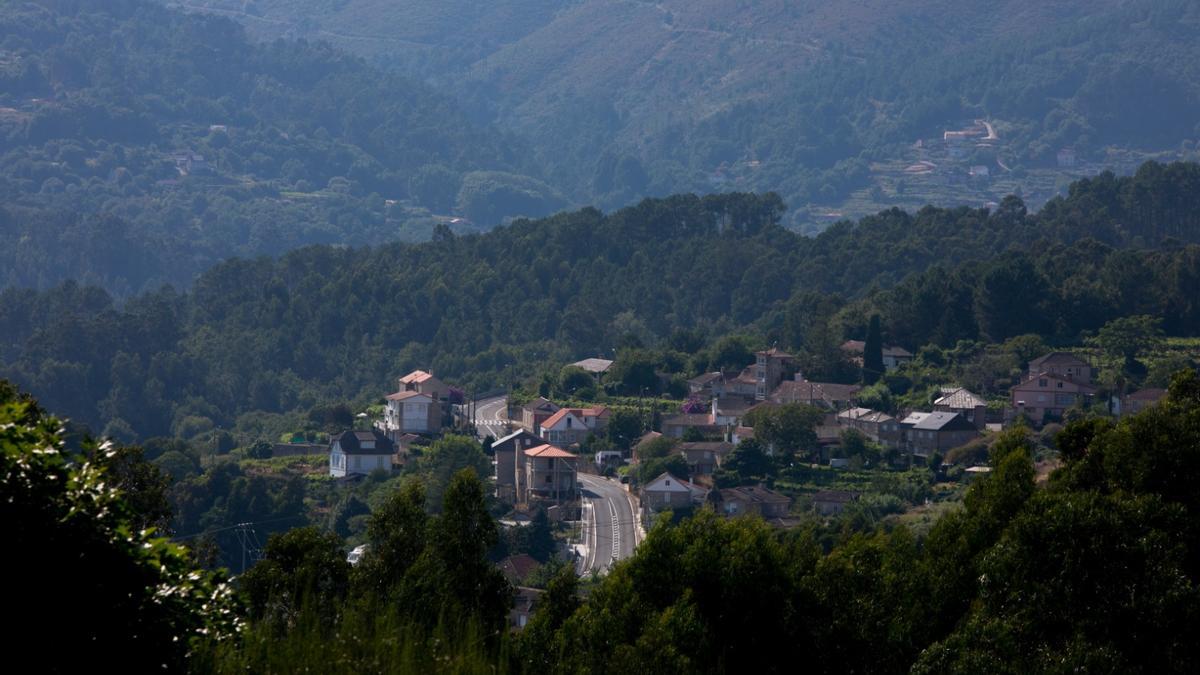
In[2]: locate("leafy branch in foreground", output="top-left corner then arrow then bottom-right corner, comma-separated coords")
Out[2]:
0,380 -> 240,670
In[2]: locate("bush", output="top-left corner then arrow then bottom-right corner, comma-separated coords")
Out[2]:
945,437 -> 989,466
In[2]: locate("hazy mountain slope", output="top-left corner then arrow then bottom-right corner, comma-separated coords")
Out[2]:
170,0 -> 1200,229
163,0 -> 572,75
4,162 -> 1200,439
0,0 -> 564,293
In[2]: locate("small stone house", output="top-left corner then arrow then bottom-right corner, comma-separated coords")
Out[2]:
715,485 -> 791,518
642,472 -> 699,512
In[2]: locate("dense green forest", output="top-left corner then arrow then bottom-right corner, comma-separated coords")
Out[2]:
10,2 -> 1200,670
7,369 -> 1200,671
0,0 -> 562,293
6,1 -> 1200,297
2,162 -> 1199,443
167,0 -> 1200,226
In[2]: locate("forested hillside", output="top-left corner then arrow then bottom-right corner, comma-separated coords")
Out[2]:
168,0 -> 1200,227
8,0 -> 1198,296
2,162 -> 1199,442
0,0 -> 561,293
8,373 -> 1200,671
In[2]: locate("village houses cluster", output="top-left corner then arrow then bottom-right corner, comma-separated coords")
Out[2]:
318,348 -> 1169,629
325,346 -> 1168,522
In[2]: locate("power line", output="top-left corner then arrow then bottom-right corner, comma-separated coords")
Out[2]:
169,514 -> 306,543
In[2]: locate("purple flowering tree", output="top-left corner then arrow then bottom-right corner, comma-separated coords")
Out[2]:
681,395 -> 707,414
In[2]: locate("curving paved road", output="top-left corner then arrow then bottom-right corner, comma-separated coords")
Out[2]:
474,395 -> 511,440
471,396 -> 640,575
577,474 -> 640,575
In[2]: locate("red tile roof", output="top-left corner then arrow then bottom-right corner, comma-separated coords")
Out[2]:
840,340 -> 866,353
497,554 -> 541,583
540,407 -> 606,429
386,390 -> 430,401
539,408 -> 577,429
399,370 -> 435,384
525,444 -> 576,458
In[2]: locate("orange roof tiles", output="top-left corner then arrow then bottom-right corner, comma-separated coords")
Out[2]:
386,390 -> 430,401
525,444 -> 575,458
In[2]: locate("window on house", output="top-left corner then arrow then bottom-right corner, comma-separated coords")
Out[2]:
545,474 -> 552,483
1039,379 -> 1048,387
1057,382 -> 1063,388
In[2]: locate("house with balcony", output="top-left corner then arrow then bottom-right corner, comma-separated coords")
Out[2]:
382,390 -> 439,436
523,444 -> 578,503
1010,373 -> 1097,425
538,407 -> 610,446
493,429 -> 543,502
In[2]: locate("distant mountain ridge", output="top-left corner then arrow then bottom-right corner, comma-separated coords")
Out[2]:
167,0 -> 1200,228
0,0 -> 563,293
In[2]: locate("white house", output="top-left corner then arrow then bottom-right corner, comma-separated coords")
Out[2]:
539,407 -> 609,446
329,429 -> 395,477
397,369 -> 450,403
383,390 -> 438,435
711,396 -> 753,427
642,472 -> 704,512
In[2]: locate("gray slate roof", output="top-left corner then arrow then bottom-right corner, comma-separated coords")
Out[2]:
332,429 -> 395,455
909,412 -> 977,432
934,387 -> 987,409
